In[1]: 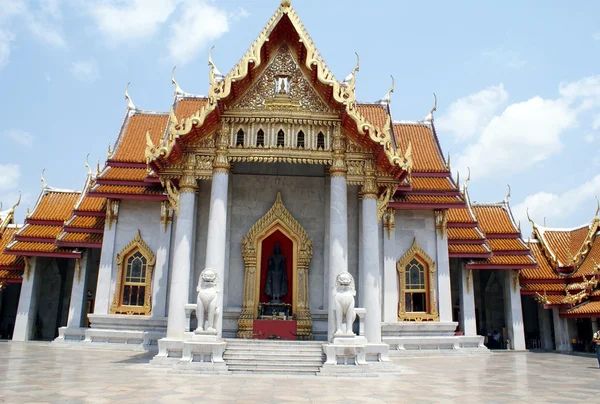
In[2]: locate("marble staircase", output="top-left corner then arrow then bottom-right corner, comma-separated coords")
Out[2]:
223,339 -> 325,375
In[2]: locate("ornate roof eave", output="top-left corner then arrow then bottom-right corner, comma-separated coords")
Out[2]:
145,1 -> 412,177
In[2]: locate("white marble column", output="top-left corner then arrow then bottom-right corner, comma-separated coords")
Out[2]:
360,196 -> 381,343
94,203 -> 118,314
538,304 -> 553,350
66,251 -> 89,328
204,171 -> 229,338
152,204 -> 173,318
13,257 -> 40,341
166,190 -> 196,339
552,308 -> 573,352
382,210 -> 398,323
459,263 -> 477,336
503,270 -> 526,350
328,175 -> 348,341
435,213 -> 453,323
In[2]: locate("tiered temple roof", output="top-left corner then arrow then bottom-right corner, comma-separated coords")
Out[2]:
0,202 -> 24,285
446,188 -> 491,259
520,210 -> 600,318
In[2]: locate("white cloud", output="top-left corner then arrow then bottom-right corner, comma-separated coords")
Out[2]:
594,115 -> 600,130
0,29 -> 15,69
167,1 -> 229,65
594,32 -> 600,41
559,75 -> 600,111
455,97 -> 576,178
87,0 -> 180,44
25,14 -> 66,48
436,84 -> 508,140
0,0 -> 26,22
481,47 -> 526,69
71,59 -> 99,82
0,164 -> 20,191
585,133 -> 595,143
513,174 -> 600,232
6,129 -> 34,148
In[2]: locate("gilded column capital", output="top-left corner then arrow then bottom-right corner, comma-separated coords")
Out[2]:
330,125 -> 347,178
179,152 -> 198,192
434,209 -> 448,237
361,158 -> 378,199
213,128 -> 230,174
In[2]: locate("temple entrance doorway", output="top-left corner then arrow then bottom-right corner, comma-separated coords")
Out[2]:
237,193 -> 313,340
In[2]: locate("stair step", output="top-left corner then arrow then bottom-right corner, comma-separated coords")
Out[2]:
225,348 -> 323,353
228,366 -> 320,373
224,354 -> 324,359
226,360 -> 322,366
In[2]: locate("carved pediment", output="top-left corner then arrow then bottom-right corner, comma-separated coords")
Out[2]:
229,45 -> 332,114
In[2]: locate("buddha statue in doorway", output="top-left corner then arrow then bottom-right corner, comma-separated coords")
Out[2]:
264,242 -> 288,303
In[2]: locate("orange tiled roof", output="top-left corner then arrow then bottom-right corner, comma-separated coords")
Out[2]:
28,191 -> 80,222
93,184 -> 164,195
0,269 -> 22,280
520,283 -> 566,292
68,216 -> 104,230
7,241 -> 69,253
393,123 -> 447,173
565,301 -> 600,315
100,167 -> 148,182
111,113 -> 168,163
18,225 -> 63,239
78,195 -> 106,212
570,237 -> 600,277
356,104 -> 387,129
410,177 -> 455,191
393,194 -> 462,205
447,227 -> 484,240
522,241 -> 561,280
472,204 -> 518,234
59,233 -> 103,244
447,207 -> 476,224
541,225 -> 591,266
485,255 -> 536,266
175,98 -> 209,121
0,227 -> 24,269
487,238 -> 529,251
448,244 -> 490,254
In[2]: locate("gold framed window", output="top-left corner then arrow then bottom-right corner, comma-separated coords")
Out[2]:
397,238 -> 439,321
110,230 -> 156,315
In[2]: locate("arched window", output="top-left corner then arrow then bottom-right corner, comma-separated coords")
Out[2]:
317,131 -> 325,150
396,238 -> 438,321
257,129 -> 265,147
297,131 -> 305,148
110,230 -> 156,315
277,129 -> 285,147
236,129 -> 245,147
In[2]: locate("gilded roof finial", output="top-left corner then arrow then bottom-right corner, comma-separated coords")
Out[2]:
171,66 -> 183,95
505,184 -> 511,202
462,167 -> 470,193
26,206 -> 30,217
208,46 -> 223,78
343,53 -> 360,84
353,52 -> 360,76
381,75 -> 394,105
456,171 -> 460,190
595,196 -> 600,218
107,141 -> 113,160
543,217 -> 547,227
125,82 -> 136,110
85,153 -> 92,176
526,208 -> 534,226
281,0 -> 291,8
518,220 -> 521,233
41,169 -> 47,189
11,192 -> 21,212
97,159 -> 101,176
446,152 -> 451,171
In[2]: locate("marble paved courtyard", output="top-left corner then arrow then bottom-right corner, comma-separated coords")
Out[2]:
0,342 -> 599,403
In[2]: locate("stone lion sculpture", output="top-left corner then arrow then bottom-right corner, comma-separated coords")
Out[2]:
195,268 -> 220,333
333,272 -> 356,335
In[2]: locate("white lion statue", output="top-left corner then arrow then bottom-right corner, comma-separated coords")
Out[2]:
195,268 -> 220,333
333,272 -> 356,335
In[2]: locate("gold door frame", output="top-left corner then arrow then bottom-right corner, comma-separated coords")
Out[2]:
238,192 -> 313,339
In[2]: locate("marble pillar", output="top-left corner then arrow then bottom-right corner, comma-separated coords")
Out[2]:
459,264 -> 477,336
166,190 -> 196,339
503,270 -> 526,350
382,210 -> 397,323
152,206 -> 173,318
538,304 -> 554,350
328,175 -> 348,341
360,196 -> 381,343
94,205 -> 118,314
435,217 -> 453,323
13,257 -> 40,341
66,251 -> 89,328
552,308 -> 573,352
204,171 -> 229,338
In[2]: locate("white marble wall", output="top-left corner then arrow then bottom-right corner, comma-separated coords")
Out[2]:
394,210 -> 437,262
106,200 -> 163,312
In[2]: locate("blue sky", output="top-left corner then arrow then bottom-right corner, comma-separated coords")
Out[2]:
1,0 -> 600,236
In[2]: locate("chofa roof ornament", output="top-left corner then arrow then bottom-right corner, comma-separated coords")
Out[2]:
423,93 -> 437,122
125,82 -> 136,110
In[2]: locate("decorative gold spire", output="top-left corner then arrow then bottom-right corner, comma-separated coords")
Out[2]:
343,52 -> 360,84
171,66 -> 183,95
505,184 -> 511,202
526,208 -> 534,226
125,82 -> 136,110
107,141 -> 113,160
85,153 -> 92,176
461,167 -> 470,193
208,46 -> 223,78
595,196 -> 600,218
97,159 -> 101,176
446,152 -> 451,171
424,93 -> 437,122
281,0 -> 291,7
381,75 -> 394,104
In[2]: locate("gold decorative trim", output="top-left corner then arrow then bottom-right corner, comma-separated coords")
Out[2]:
160,201 -> 174,232
382,207 -> 395,240
397,238 -> 439,321
110,230 -> 156,315
512,270 -> 520,293
24,257 -> 30,281
534,290 -> 550,305
106,200 -> 120,230
162,179 -> 181,214
435,210 -> 448,237
238,192 -> 313,339
377,185 -> 398,222
466,268 -> 472,294
361,159 -> 378,198
75,258 -> 82,283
